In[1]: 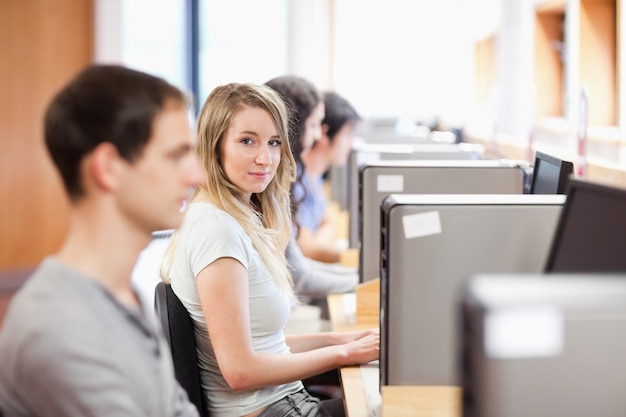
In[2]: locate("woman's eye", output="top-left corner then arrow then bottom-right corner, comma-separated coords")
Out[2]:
241,137 -> 253,145
269,139 -> 281,147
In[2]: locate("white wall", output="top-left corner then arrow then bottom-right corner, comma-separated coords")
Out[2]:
287,0 -> 331,89
94,0 -> 122,63
494,0 -> 535,140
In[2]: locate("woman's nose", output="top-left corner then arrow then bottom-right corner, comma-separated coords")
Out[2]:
256,145 -> 271,165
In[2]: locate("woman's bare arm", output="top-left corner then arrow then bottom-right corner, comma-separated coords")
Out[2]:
285,330 -> 379,353
196,257 -> 379,391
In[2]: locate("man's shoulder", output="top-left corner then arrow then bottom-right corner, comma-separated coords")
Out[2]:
9,258 -> 99,311
1,259 -> 113,347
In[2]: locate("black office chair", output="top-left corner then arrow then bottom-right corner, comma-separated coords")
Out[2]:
154,281 -> 209,417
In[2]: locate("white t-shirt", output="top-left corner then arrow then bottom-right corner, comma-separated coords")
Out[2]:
170,202 -> 303,417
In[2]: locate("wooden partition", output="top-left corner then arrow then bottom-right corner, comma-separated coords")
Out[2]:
0,0 -> 93,270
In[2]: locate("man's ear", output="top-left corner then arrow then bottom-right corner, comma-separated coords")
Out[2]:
88,142 -> 124,193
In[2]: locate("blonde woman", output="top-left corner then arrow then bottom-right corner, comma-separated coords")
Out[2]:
162,83 -> 379,417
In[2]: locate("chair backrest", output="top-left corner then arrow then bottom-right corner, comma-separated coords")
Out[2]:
1,268 -> 33,330
154,281 -> 209,417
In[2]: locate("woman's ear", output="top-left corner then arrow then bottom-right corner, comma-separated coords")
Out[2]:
88,142 -> 124,193
321,123 -> 330,136
316,133 -> 331,149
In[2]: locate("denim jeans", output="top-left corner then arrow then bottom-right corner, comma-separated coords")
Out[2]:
257,389 -> 345,417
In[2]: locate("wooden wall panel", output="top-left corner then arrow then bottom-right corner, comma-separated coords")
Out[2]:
475,35 -> 496,109
0,0 -> 93,269
580,0 -> 616,126
534,11 -> 564,117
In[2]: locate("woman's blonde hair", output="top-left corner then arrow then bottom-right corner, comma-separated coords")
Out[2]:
161,83 -> 297,295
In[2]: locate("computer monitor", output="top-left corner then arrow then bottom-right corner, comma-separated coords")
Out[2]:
544,179 -> 626,272
461,273 -> 626,417
529,151 -> 574,194
379,194 -> 565,387
328,132 -> 438,210
358,159 -> 527,282
346,142 -> 485,247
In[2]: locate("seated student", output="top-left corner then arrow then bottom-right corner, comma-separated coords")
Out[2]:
161,82 -> 379,417
265,76 -> 358,294
286,237 -> 356,300
265,77 -> 358,323
0,65 -> 204,416
295,91 -> 361,264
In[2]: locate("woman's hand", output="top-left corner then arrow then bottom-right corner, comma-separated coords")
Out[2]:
338,329 -> 380,366
334,328 -> 379,344
286,328 -> 379,367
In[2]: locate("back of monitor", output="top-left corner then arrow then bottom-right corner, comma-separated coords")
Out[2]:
346,143 -> 485,246
461,273 -> 626,417
358,160 -> 526,282
379,194 -> 565,388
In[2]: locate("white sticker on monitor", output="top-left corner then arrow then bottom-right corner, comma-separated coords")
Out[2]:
484,306 -> 563,359
402,211 -> 442,239
377,175 -> 404,192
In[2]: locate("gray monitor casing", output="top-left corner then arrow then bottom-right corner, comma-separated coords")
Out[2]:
358,159 -> 528,282
379,194 -> 565,388
328,134 -> 437,210
461,273 -> 626,417
346,142 -> 485,247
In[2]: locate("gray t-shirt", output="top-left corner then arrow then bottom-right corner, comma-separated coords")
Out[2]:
0,257 -> 198,417
170,202 -> 303,417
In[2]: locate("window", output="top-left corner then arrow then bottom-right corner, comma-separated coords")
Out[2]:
121,0 -> 187,90
197,0 -> 288,105
331,0 -> 499,126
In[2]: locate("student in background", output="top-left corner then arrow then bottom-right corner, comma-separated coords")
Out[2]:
0,65 -> 204,417
265,76 -> 358,324
321,92 -> 361,168
161,82 -> 379,417
295,91 -> 361,264
265,76 -> 356,265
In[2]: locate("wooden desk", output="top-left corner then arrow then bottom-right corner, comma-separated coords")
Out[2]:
328,286 -> 462,417
381,386 -> 461,417
328,292 -> 379,417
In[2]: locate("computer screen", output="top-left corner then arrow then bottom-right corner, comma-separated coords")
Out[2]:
529,151 -> 574,194
545,179 -> 626,272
